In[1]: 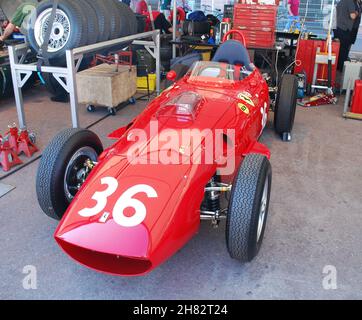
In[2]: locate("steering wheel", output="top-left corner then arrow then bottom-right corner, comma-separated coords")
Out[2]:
222,30 -> 247,47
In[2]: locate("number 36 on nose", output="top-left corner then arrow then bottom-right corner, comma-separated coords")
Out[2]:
78,177 -> 158,228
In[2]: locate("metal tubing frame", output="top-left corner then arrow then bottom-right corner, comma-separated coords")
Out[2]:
172,0 -> 177,59
343,79 -> 352,115
8,30 -> 161,129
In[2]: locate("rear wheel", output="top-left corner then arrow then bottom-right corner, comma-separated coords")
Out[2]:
274,74 -> 298,138
36,128 -> 103,220
226,154 -> 272,262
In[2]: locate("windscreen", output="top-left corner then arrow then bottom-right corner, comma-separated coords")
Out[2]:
187,61 -> 251,86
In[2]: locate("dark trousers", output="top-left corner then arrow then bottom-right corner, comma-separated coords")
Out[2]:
154,14 -> 172,34
336,28 -> 352,72
351,27 -> 359,45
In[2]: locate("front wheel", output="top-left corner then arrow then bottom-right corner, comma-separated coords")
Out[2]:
109,108 -> 117,116
226,154 -> 272,262
36,128 -> 103,220
87,105 -> 96,112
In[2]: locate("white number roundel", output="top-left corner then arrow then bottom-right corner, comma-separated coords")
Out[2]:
79,177 -> 118,218
112,185 -> 158,227
78,177 -> 158,228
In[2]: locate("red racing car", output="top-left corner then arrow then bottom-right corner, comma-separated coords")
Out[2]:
36,33 -> 298,276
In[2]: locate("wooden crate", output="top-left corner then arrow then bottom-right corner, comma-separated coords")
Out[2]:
77,64 -> 137,108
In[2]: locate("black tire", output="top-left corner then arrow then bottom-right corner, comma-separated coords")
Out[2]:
126,7 -> 138,35
78,0 -> 99,45
41,56 -> 93,96
0,64 -> 13,97
160,34 -> 173,62
160,34 -> 172,47
0,68 -> 5,97
85,0 -> 110,42
226,154 -> 272,262
109,108 -> 117,116
135,13 -> 146,33
42,73 -> 66,96
183,20 -> 211,36
36,128 -> 103,220
274,74 -> 298,135
160,46 -> 172,61
113,1 -> 129,37
87,105 -> 96,112
117,2 -> 137,36
27,0 -> 88,60
104,0 -> 121,39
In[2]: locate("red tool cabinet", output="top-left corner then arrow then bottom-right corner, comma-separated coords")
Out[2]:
294,39 -> 340,87
233,3 -> 278,48
351,80 -> 362,115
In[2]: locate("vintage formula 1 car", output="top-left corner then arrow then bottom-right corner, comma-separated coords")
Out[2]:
36,31 -> 298,276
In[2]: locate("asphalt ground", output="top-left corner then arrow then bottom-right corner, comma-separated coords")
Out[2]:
0,87 -> 361,299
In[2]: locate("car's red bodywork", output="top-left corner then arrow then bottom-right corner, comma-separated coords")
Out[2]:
54,63 -> 271,276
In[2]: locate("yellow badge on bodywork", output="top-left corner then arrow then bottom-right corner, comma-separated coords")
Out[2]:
238,93 -> 255,107
238,103 -> 250,115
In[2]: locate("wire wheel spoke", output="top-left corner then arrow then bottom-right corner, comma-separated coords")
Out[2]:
34,8 -> 71,52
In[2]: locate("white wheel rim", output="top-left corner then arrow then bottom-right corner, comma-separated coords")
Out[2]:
34,8 -> 71,53
257,178 -> 269,242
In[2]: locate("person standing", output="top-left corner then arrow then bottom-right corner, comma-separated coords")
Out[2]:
336,0 -> 358,71
284,0 -> 301,32
0,2 -> 37,48
351,0 -> 362,47
136,0 -> 174,34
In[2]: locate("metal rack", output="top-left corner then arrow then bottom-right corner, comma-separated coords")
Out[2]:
8,30 -> 161,129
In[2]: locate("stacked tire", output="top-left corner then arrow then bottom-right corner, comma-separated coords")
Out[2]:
27,0 -> 138,61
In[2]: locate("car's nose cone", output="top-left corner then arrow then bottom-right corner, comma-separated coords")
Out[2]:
55,220 -> 152,276
56,219 -> 150,257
